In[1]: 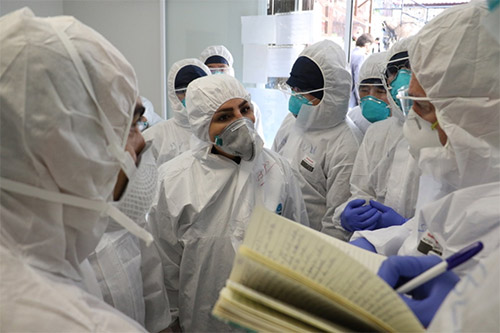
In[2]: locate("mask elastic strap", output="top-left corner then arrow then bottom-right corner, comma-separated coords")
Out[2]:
49,23 -> 137,180
0,178 -> 153,246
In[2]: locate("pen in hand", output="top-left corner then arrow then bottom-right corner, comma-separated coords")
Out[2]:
396,241 -> 484,294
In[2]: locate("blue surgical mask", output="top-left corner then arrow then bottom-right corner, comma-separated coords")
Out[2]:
181,99 -> 186,107
288,94 -> 312,116
360,96 -> 391,123
390,68 -> 411,109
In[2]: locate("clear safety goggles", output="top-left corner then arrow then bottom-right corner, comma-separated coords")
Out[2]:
397,88 -> 491,115
275,82 -> 326,97
174,87 -> 187,95
209,67 -> 230,74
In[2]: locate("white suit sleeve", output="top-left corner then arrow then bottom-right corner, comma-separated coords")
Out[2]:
147,181 -> 182,327
322,131 -> 376,240
320,129 -> 358,238
140,217 -> 172,332
283,162 -> 310,227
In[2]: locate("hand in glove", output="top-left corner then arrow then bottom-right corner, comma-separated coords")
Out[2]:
369,200 -> 407,228
340,199 -> 381,232
378,255 -> 460,328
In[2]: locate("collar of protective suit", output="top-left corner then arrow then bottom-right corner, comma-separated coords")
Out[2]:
409,0 -> 500,192
0,9 -> 138,281
294,40 -> 351,130
167,58 -> 211,128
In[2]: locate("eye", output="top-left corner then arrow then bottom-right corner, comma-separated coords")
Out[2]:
241,105 -> 252,114
217,114 -> 231,122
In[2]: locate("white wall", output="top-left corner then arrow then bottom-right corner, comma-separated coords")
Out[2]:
0,0 -> 63,16
63,0 -> 166,118
165,0 -> 265,116
0,0 -> 166,118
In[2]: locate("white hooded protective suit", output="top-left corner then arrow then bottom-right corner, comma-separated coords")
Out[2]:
0,8 -> 146,331
325,45 -> 420,240
346,51 -> 387,139
143,58 -> 211,166
273,40 -> 359,231
89,142 -> 171,332
353,1 -> 500,274
149,74 -> 309,332
199,44 -> 265,141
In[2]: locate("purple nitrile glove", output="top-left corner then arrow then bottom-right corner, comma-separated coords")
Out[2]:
349,237 -> 377,253
369,200 -> 407,229
341,199 -> 381,232
378,255 -> 460,328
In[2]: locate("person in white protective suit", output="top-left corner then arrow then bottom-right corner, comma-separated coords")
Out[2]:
351,0 -> 500,276
272,39 -> 359,231
88,99 -> 170,332
149,74 -> 309,332
324,39 -> 421,241
200,44 -> 265,141
143,59 -> 210,166
345,51 -> 388,141
0,8 -> 154,331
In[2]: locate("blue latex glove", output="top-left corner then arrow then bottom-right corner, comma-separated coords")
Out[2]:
378,255 -> 460,328
340,199 -> 381,232
349,237 -> 377,253
369,200 -> 407,229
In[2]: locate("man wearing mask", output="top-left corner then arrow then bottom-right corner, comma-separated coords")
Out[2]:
350,0 -> 499,275
345,51 -> 388,139
0,8 -> 152,331
273,40 -> 359,232
89,98 -> 171,332
149,74 -> 309,332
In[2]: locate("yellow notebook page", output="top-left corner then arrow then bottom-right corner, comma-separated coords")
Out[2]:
240,206 -> 424,332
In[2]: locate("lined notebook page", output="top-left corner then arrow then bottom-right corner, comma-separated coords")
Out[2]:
240,206 -> 424,332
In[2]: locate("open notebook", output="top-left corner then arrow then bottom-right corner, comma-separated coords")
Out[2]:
212,206 -> 424,332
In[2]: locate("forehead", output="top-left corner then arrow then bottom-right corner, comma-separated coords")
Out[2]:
216,98 -> 247,112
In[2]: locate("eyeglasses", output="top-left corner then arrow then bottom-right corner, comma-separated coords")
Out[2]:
397,88 -> 490,115
275,82 -> 326,97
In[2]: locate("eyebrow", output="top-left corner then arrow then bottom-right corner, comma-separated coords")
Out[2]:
215,100 -> 249,113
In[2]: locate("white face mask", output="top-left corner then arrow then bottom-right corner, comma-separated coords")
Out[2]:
108,142 -> 158,232
403,108 -> 442,161
214,117 -> 261,161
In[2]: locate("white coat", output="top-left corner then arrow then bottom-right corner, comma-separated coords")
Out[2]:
0,8 -> 146,331
273,40 -> 359,231
88,143 -> 171,332
353,1 -> 500,275
326,117 -> 420,240
149,74 -> 309,332
143,59 -> 211,166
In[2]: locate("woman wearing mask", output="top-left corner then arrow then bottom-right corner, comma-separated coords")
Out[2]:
149,74 -> 309,332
